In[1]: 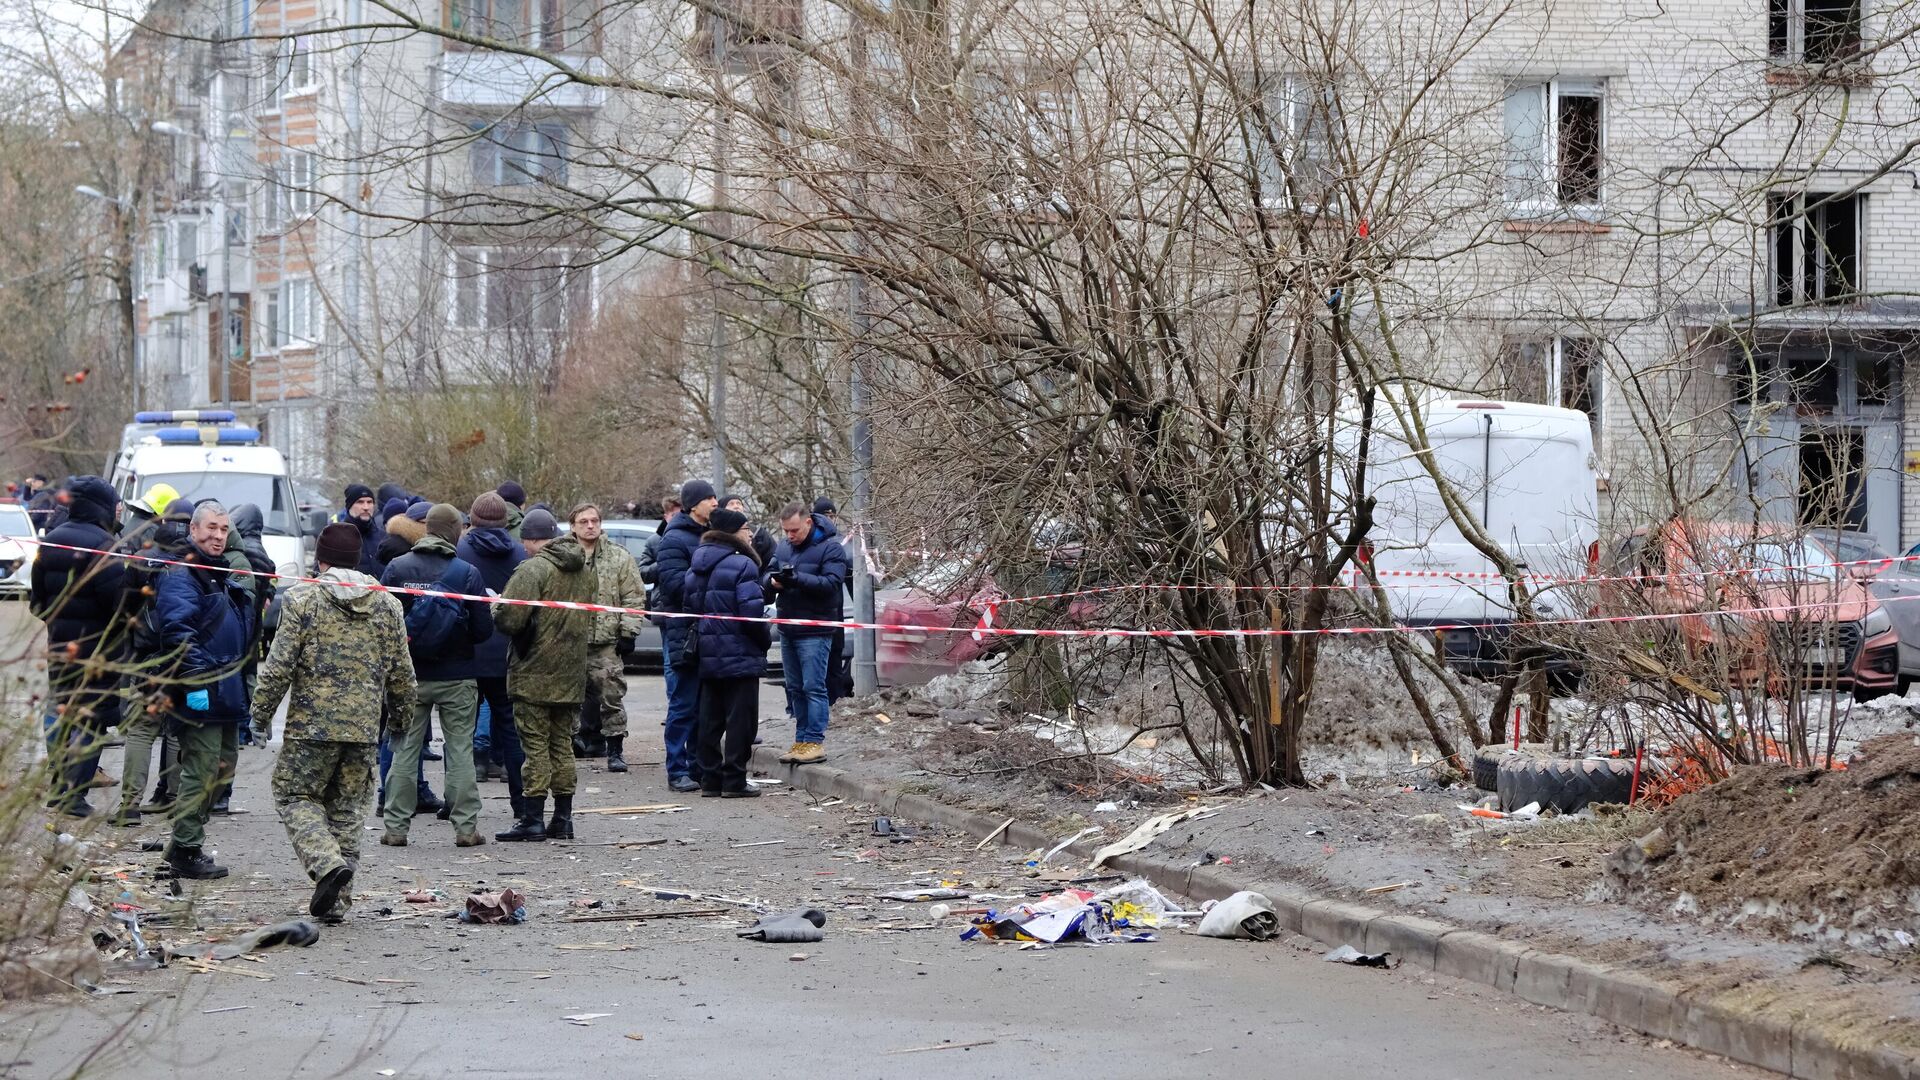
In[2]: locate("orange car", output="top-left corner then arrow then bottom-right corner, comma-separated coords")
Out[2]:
1602,522 -> 1899,699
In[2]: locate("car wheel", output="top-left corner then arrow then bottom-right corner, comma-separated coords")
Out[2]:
1471,743 -> 1552,792
1496,755 -> 1640,813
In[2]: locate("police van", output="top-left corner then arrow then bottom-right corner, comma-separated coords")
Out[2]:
107,410 -> 310,575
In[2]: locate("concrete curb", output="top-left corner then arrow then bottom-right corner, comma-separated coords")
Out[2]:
753,748 -> 1916,1080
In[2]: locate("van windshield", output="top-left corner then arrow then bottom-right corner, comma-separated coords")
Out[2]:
140,472 -> 296,536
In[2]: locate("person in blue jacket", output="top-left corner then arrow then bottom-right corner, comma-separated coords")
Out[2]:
153,500 -> 257,880
684,507 -> 770,797
653,480 -> 718,793
767,503 -> 849,765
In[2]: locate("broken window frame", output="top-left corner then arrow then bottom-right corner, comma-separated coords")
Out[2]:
1770,191 -> 1865,307
1503,78 -> 1606,219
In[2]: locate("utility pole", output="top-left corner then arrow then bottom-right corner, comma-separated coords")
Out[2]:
847,10 -> 878,695
708,12 -> 732,496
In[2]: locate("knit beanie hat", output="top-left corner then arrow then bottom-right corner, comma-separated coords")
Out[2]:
405,501 -> 431,523
344,483 -> 374,508
521,508 -> 559,540
709,508 -> 748,535
679,479 -> 717,509
316,523 -> 363,569
425,503 -> 463,544
470,491 -> 509,530
381,497 -> 409,524
496,481 -> 527,508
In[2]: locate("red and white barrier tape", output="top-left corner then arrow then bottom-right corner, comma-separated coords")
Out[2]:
14,535 -> 1910,641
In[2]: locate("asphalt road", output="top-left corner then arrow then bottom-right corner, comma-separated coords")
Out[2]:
1,658 -> 1767,1080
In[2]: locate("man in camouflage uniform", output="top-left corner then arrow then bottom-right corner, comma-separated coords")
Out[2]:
251,523 -> 415,922
491,509 -> 593,841
568,503 -> 645,773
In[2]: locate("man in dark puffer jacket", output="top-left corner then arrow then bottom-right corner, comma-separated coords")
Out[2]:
684,508 -> 770,798
29,475 -> 135,817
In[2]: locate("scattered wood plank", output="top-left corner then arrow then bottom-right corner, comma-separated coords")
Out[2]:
886,1040 -> 997,1055
575,804 -> 688,816
561,908 -> 731,924
975,818 -> 1015,851
1363,881 -> 1414,895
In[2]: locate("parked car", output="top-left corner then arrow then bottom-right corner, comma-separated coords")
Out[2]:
599,518 -> 665,670
0,500 -> 33,597
1602,521 -> 1899,700
1808,527 -> 1920,696
876,560 -> 1000,686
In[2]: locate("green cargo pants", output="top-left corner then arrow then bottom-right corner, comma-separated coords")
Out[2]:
584,644 -> 629,740
170,721 -> 237,850
515,700 -> 578,798
383,680 -> 480,835
272,739 -> 376,897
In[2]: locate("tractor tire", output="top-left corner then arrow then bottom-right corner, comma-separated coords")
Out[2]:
1496,755 -> 1638,813
1471,743 -> 1552,792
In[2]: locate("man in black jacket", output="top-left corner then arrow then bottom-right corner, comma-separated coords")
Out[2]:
29,476 -> 136,817
379,503 -> 493,846
653,480 -> 716,793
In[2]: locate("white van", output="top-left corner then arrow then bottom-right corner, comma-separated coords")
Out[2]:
1338,394 -> 1600,681
107,412 -> 308,576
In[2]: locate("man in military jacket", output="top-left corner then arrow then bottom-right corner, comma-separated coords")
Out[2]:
251,523 -> 416,922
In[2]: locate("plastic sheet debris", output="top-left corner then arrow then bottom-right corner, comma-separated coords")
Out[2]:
1324,944 -> 1393,967
1091,807 -> 1221,869
565,1012 -> 612,1026
959,888 -> 1156,945
461,889 -> 528,925
163,919 -> 320,962
1195,892 -> 1278,940
738,908 -> 827,943
1091,879 -> 1187,929
877,887 -> 969,902
1038,827 -> 1100,865
1457,801 -> 1542,822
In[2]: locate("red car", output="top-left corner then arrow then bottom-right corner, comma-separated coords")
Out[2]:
1603,521 -> 1899,699
875,561 -> 1003,686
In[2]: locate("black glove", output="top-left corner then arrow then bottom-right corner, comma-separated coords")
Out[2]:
616,634 -> 637,657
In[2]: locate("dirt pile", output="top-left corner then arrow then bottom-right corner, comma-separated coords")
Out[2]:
1618,733 -> 1920,952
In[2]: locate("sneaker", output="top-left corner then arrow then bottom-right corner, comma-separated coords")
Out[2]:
379,831 -> 408,847
776,743 -> 804,763
667,775 -> 701,793
787,742 -> 827,764
309,865 -> 353,918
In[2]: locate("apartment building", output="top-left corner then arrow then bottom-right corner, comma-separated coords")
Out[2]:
111,0 -> 683,486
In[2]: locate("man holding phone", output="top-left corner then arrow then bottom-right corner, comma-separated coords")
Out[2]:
767,503 -> 849,765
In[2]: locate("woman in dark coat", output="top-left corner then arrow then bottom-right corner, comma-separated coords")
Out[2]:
683,508 -> 769,797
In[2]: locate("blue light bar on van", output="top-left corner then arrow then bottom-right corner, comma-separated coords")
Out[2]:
152,427 -> 261,445
135,410 -> 238,424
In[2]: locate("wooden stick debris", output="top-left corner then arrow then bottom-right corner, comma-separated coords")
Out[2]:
729,840 -> 786,849
1363,881 -> 1414,895
562,908 -> 731,924
886,1039 -> 998,1055
574,804 -> 688,815
974,818 -> 1015,850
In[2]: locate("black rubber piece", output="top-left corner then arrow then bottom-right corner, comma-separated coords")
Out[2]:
1495,755 -> 1638,813
1471,743 -> 1552,792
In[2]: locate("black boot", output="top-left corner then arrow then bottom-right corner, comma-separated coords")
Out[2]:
605,738 -> 627,773
166,845 -> 228,880
496,797 -> 547,842
546,794 -> 574,840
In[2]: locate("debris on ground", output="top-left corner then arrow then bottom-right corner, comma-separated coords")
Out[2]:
1195,892 -> 1278,940
877,887 -> 969,902
166,919 -> 320,961
0,941 -> 103,998
737,908 -> 827,943
1324,944 -> 1393,967
959,887 -> 1157,945
461,889 -> 528,925
1609,733 -> 1920,951
1090,806 -> 1221,868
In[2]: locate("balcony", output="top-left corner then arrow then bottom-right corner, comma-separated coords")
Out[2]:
433,49 -> 608,111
